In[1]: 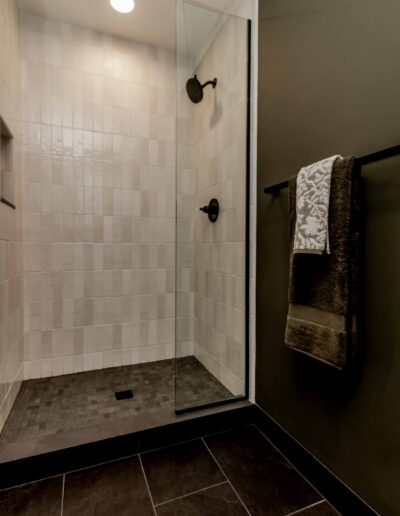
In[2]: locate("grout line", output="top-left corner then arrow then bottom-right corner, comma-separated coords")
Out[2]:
201,437 -> 252,516
0,473 -> 65,494
60,474 -> 65,516
139,436 -> 201,457
286,499 -> 325,516
139,454 -> 157,516
53,451 -> 139,478
201,422 -> 253,441
154,481 -> 228,507
0,452 -> 139,493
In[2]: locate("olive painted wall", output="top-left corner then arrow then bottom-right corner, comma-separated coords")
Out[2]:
256,1 -> 400,515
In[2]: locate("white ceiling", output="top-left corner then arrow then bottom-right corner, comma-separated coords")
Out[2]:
17,0 -> 177,49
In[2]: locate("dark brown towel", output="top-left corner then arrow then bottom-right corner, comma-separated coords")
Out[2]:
284,157 -> 360,369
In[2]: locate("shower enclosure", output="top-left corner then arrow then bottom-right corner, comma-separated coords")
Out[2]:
0,0 -> 251,464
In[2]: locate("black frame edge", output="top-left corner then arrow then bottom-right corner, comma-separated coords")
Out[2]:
244,17 -> 252,402
175,394 -> 248,416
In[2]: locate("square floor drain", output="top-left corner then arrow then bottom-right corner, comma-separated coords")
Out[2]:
115,389 -> 134,400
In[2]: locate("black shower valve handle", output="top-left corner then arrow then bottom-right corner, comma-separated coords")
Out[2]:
200,204 -> 218,215
200,205 -> 211,214
199,198 -> 219,222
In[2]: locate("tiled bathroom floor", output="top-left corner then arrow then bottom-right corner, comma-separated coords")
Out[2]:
0,357 -> 232,455
0,425 -> 340,516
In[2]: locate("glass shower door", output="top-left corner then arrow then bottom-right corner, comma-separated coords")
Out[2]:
175,0 -> 249,412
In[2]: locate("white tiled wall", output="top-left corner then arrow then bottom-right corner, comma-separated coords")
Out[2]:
0,0 -> 24,432
176,13 -> 251,397
193,15 -> 248,396
20,13 -> 177,378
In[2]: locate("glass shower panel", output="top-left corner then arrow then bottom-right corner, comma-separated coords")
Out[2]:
175,1 -> 249,411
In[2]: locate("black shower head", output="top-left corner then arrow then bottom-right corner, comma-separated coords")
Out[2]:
186,75 -> 217,104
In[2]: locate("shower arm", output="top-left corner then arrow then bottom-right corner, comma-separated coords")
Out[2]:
200,78 -> 217,90
201,78 -> 217,89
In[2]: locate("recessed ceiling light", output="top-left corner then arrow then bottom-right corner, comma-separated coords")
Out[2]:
110,0 -> 135,13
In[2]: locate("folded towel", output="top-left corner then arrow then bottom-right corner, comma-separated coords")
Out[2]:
285,157 -> 360,369
294,155 -> 342,255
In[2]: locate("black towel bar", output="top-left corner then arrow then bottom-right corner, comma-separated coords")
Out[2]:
263,144 -> 400,195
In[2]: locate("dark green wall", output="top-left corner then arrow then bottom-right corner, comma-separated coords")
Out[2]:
256,1 -> 400,514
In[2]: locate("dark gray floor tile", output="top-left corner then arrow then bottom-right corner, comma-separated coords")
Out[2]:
141,439 -> 225,504
0,476 -> 62,516
176,357 -> 232,410
204,426 -> 322,516
63,456 -> 154,516
156,482 -> 248,516
292,501 -> 341,515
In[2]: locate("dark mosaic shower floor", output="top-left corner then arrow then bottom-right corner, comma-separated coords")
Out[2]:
0,357 -> 232,452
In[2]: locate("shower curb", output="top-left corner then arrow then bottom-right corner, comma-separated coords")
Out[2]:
0,403 -> 256,491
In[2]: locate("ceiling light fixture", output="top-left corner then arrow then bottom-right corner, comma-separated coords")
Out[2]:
110,0 -> 135,13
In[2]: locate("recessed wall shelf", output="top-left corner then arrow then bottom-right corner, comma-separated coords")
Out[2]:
0,116 -> 16,210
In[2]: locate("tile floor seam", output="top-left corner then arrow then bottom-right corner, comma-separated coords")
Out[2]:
286,499 -> 325,516
0,473 -> 65,494
253,424 -> 326,505
201,437 -> 253,516
138,453 -> 157,516
60,474 -> 65,516
0,452 -> 140,493
139,435 -> 201,456
153,480 -> 229,507
58,451 -> 140,478
201,422 -> 253,441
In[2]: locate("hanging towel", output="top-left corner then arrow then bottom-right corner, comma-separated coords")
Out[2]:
285,156 -> 360,370
293,155 -> 342,255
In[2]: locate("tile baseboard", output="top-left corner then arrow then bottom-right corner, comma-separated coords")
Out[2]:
253,406 -> 378,516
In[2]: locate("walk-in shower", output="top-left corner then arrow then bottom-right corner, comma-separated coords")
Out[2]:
0,0 -> 251,463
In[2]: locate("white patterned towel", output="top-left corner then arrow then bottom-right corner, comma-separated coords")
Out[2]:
293,155 -> 342,255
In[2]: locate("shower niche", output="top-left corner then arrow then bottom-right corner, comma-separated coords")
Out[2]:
0,116 -> 15,208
